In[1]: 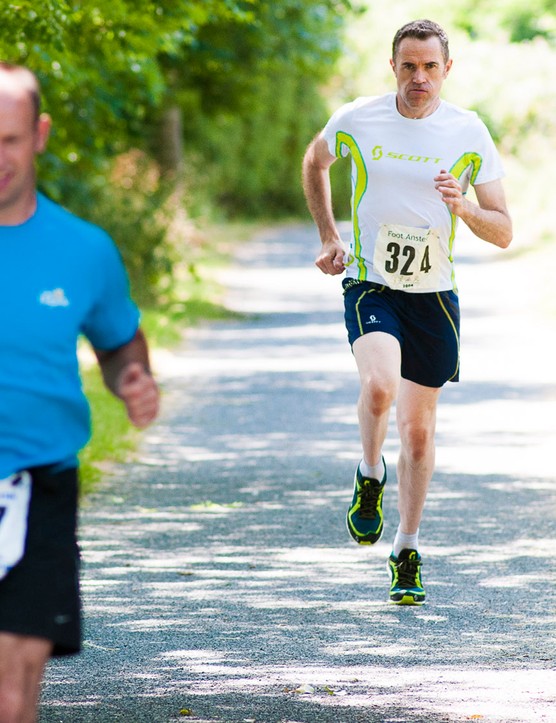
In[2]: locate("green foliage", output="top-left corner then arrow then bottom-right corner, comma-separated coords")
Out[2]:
0,1 -> 256,193
0,1 -> 276,298
451,0 -> 556,43
58,150 -> 176,306
0,0 -> 356,289
0,0 -> 354,210
185,74 -> 327,216
174,1 -> 356,217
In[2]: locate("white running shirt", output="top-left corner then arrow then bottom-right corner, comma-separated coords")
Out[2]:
322,93 -> 505,292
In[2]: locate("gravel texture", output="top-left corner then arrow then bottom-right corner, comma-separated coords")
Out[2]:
39,223 -> 556,723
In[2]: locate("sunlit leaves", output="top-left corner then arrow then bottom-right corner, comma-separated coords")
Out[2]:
0,0 -> 257,186
450,0 -> 556,43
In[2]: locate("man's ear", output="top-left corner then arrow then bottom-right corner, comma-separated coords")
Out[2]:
35,112 -> 51,153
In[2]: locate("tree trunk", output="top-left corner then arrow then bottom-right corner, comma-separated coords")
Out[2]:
157,105 -> 185,185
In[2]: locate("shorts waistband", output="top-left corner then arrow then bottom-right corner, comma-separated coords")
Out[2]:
342,278 -> 386,295
23,461 -> 78,475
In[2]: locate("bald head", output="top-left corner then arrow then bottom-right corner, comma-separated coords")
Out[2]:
0,63 -> 41,123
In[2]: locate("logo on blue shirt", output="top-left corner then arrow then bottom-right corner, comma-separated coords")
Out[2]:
39,288 -> 70,307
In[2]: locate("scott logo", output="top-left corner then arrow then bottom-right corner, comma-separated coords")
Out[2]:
370,146 -> 442,164
387,151 -> 442,164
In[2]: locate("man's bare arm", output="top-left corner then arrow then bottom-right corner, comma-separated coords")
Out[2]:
302,134 -> 346,275
94,328 -> 159,428
434,172 -> 512,249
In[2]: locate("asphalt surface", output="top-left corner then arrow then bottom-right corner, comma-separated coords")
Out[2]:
40,223 -> 556,723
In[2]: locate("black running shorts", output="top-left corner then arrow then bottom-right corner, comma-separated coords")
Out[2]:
0,465 -> 81,656
343,279 -> 460,388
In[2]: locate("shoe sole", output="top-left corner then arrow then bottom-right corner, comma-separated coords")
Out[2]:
388,593 -> 425,606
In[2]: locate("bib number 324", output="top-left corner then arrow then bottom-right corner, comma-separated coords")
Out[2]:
374,224 -> 441,291
0,471 -> 32,580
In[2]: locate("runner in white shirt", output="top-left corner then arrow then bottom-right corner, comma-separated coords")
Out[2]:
302,19 -> 512,604
323,92 -> 505,292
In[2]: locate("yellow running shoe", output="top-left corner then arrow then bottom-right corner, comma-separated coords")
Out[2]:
346,459 -> 386,545
387,549 -> 426,605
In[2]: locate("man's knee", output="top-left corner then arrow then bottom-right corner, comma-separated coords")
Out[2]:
360,376 -> 397,416
399,421 -> 434,461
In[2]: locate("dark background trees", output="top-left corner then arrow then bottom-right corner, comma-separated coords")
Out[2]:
0,1 -> 355,300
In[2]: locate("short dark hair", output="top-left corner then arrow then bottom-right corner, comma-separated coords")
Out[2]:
0,61 -> 41,121
392,19 -> 450,64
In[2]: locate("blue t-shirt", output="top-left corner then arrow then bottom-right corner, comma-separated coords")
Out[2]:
0,193 -> 140,477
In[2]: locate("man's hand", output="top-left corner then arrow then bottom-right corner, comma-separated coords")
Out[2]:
434,169 -> 465,215
116,362 -> 160,428
434,171 -> 512,248
315,239 -> 346,275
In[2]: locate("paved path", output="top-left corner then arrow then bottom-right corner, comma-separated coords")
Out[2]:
40,223 -> 556,722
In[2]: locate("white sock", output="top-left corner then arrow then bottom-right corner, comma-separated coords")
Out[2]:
359,457 -> 385,482
393,526 -> 419,557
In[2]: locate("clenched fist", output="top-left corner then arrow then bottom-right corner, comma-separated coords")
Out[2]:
116,362 -> 160,428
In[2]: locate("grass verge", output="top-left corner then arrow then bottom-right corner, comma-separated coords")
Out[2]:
78,364 -> 138,496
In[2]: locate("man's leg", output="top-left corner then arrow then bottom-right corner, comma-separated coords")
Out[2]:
395,379 -> 442,535
387,379 -> 442,605
0,633 -> 52,723
352,331 -> 401,467
346,332 -> 401,544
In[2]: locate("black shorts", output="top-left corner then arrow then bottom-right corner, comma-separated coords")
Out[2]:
0,465 -> 81,656
343,279 -> 460,388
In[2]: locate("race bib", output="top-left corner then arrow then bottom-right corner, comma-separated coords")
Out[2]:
373,224 -> 441,291
0,472 -> 32,580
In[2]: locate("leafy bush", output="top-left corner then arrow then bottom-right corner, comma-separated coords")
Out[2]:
44,150 -> 176,306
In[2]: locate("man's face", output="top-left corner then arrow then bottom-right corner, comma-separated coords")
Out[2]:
0,80 -> 50,223
390,36 -> 452,119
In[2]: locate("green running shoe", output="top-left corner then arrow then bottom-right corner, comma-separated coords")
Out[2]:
346,459 -> 386,545
387,549 -> 425,605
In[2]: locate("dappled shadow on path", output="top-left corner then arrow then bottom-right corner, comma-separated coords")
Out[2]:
41,224 -> 556,723
40,455 -> 556,722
